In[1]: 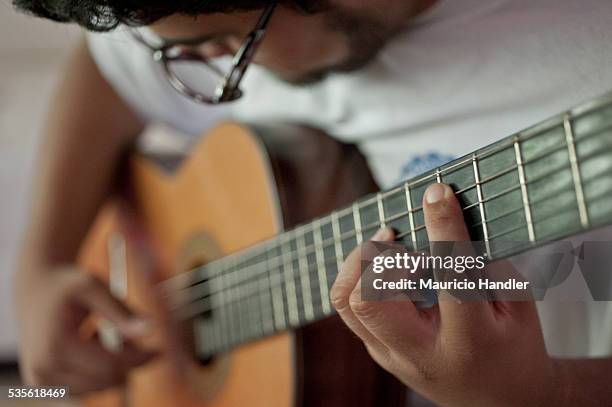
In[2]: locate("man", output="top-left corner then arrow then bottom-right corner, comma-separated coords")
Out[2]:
12,0 -> 612,403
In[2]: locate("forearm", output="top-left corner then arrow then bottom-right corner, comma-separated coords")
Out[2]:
20,40 -> 144,269
556,358 -> 612,406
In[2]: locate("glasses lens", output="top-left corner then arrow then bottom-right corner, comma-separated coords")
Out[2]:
166,57 -> 232,100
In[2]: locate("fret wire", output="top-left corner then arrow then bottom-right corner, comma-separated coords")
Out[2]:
246,296 -> 258,340
235,269 -> 246,343
226,266 -> 238,344
176,141 -> 612,311
415,127 -> 595,209
488,189 -> 603,243
184,254 -> 343,321
387,134 -> 601,219
268,248 -> 286,331
188,240 -> 355,323
486,198 -> 579,241
296,225 -> 315,321
280,232 -> 300,325
242,266 -> 255,341
377,192 -> 386,228
352,202 -> 363,244
166,104 -> 612,293
258,268 -> 275,334
188,194 -> 560,314
384,209 -> 412,224
359,220 -> 388,232
459,150 -> 591,214
454,163 -> 517,196
332,205 -> 355,220
211,267 -> 228,348
331,211 -> 345,274
313,219 -> 331,314
513,136 -> 536,242
404,182 -> 419,251
528,185 -> 612,245
245,264 -> 261,340
563,113 -> 590,228
471,180 -> 572,230
472,154 -> 491,256
232,286 -> 242,344
225,257 -> 240,341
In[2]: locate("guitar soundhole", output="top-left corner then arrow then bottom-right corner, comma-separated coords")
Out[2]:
185,259 -> 218,366
196,275 -> 217,366
178,234 -> 231,386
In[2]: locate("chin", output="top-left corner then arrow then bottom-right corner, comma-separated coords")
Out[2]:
264,67 -> 330,86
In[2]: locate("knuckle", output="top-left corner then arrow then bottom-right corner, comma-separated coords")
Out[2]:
349,295 -> 379,319
330,283 -> 352,311
427,212 -> 454,229
330,289 -> 349,312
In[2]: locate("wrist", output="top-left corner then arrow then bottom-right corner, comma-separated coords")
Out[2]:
15,252 -> 72,288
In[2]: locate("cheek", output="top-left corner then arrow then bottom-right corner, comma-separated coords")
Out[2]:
264,35 -> 346,70
252,12 -> 349,74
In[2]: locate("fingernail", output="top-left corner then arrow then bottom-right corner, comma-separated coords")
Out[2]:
425,183 -> 450,204
372,227 -> 392,241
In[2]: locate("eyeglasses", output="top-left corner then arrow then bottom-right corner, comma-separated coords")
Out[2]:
130,3 -> 277,104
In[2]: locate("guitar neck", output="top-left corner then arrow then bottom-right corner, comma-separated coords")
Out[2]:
183,92 -> 612,358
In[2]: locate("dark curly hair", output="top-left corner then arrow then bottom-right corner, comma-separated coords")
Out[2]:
12,0 -> 325,32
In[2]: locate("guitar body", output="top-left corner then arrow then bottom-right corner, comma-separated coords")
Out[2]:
78,123 -> 406,406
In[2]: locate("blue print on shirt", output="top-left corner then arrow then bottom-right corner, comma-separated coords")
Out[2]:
397,151 -> 455,183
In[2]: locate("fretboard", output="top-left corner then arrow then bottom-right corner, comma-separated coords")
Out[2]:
172,92 -> 612,359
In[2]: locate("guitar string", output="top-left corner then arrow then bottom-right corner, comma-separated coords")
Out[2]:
175,151 -> 612,318
191,141 -> 612,350
163,100 -> 612,295
186,102 -> 612,352
173,168 -> 584,311
168,131 -> 612,306
180,182 -> 611,321
184,187 -> 612,352
160,137 -> 534,293
167,117 -> 612,296
206,139 -> 611,350
173,140 -> 612,328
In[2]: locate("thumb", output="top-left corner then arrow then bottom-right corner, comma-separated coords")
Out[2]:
74,277 -> 151,339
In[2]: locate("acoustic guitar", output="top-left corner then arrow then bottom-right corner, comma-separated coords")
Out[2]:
79,92 -> 612,406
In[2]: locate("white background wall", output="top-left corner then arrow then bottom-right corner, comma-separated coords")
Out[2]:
0,2 -> 80,360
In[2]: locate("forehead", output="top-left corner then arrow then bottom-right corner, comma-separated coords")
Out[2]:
148,10 -> 262,41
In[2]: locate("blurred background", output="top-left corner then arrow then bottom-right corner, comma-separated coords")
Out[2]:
0,0 -> 80,367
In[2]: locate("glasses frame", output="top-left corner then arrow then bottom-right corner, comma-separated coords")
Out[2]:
130,3 -> 277,104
